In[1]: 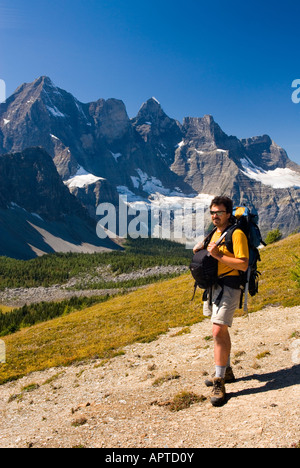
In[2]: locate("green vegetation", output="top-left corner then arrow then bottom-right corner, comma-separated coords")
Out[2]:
265,228 -> 282,245
0,295 -> 111,337
246,233 -> 300,311
0,238 -> 191,290
152,390 -> 207,411
291,256 -> 300,288
0,234 -> 299,385
0,273 -> 203,384
152,371 -> 180,387
166,391 -> 206,412
256,351 -> 271,360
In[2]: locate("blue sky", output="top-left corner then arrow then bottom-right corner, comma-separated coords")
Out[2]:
1,0 -> 300,164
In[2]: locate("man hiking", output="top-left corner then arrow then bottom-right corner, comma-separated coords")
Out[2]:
193,196 -> 249,406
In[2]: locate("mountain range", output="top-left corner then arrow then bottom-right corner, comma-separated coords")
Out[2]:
0,76 -> 299,258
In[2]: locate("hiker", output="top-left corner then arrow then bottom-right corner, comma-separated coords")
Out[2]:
193,196 -> 249,406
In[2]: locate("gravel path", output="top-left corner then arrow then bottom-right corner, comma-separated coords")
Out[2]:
0,305 -> 299,448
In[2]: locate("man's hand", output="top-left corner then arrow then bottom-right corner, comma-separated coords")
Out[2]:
193,241 -> 204,254
207,242 -> 223,259
207,241 -> 249,272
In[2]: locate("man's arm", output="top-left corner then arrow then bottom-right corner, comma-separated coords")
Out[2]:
207,242 -> 249,272
193,241 -> 204,253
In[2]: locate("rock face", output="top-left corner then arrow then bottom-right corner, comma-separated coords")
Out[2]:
0,147 -> 119,259
0,76 -> 300,242
131,97 -> 183,166
0,147 -> 86,220
241,135 -> 298,171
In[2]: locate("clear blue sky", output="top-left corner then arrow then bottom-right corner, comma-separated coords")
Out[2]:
1,0 -> 300,164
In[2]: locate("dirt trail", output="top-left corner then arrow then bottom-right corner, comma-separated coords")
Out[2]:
0,305 -> 299,448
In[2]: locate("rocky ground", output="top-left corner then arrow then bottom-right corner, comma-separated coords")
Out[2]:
0,305 -> 299,448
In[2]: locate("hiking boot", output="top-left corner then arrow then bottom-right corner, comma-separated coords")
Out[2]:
204,366 -> 235,387
210,377 -> 226,407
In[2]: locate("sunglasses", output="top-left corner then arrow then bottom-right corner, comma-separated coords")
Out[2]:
210,210 -> 227,216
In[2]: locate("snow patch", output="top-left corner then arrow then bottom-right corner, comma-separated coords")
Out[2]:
110,151 -> 122,162
115,189 -> 214,247
9,202 -> 44,221
9,202 -> 24,210
133,169 -> 184,197
130,176 -> 140,189
64,166 -> 104,189
74,99 -> 88,120
31,212 -> 44,221
240,158 -> 300,188
117,185 -> 146,203
46,105 -> 66,118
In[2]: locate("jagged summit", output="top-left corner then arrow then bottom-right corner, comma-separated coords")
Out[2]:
0,76 -> 299,243
11,76 -> 58,104
133,97 -> 166,125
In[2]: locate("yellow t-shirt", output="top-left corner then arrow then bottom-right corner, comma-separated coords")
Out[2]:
211,228 -> 249,277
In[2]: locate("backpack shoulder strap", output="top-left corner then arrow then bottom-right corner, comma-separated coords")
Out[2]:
203,227 -> 217,249
222,224 -> 239,254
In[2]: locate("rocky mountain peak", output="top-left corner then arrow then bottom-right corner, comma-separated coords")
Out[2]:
241,134 -> 297,171
88,98 -> 130,141
182,115 -> 228,151
9,76 -> 58,109
134,97 -> 164,123
131,98 -> 182,165
28,75 -> 56,93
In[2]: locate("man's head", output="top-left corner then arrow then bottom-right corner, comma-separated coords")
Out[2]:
210,196 -> 233,229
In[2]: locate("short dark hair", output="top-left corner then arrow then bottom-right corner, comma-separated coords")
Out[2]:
210,196 -> 233,214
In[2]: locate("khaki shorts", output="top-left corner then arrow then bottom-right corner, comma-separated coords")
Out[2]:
203,284 -> 241,327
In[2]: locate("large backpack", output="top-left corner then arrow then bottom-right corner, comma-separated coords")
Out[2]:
189,228 -> 227,301
189,247 -> 218,291
227,206 -> 265,297
190,206 -> 265,310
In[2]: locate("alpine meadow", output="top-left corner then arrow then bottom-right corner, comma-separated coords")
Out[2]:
0,234 -> 299,385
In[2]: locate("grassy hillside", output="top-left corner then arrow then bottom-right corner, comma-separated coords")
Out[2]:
0,234 -> 299,384
248,233 -> 300,311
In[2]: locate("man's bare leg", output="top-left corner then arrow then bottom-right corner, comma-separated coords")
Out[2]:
213,323 -> 231,368
210,323 -> 230,406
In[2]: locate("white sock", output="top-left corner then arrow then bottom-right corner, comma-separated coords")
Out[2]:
215,365 -> 226,379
